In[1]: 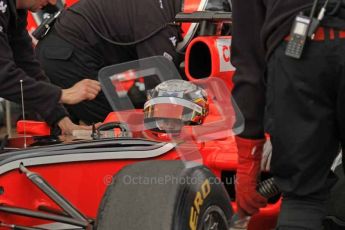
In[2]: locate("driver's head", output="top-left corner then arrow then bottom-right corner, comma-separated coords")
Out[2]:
144,79 -> 209,134
16,0 -> 56,12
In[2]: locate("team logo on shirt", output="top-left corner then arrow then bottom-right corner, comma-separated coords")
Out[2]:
169,36 -> 177,47
0,1 -> 7,14
158,0 -> 164,9
163,52 -> 173,61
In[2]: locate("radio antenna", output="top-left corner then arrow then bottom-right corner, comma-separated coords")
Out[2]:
20,80 -> 27,148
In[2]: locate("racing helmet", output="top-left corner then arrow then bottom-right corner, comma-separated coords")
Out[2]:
177,0 -> 232,52
144,80 -> 209,134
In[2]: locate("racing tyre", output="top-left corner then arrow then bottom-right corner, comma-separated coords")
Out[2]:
96,160 -> 233,230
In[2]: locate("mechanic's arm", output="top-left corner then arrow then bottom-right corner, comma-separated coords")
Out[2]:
9,11 -> 101,105
231,0 -> 266,139
231,0 -> 267,217
0,35 -> 92,134
9,10 -> 49,82
0,13 -> 92,133
0,33 -> 66,126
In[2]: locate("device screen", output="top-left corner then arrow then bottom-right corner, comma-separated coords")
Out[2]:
294,22 -> 308,35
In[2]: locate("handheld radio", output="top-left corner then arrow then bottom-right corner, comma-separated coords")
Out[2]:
285,0 -> 330,59
285,15 -> 312,59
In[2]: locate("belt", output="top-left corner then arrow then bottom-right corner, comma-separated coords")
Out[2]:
285,27 -> 345,41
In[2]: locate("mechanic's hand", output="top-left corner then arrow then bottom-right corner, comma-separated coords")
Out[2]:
61,79 -> 101,105
58,117 -> 92,135
235,137 -> 267,218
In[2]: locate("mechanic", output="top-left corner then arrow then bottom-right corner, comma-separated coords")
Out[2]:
232,0 -> 345,229
35,0 -> 231,124
0,0 -> 101,134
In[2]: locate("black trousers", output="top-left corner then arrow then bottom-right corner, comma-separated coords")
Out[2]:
36,30 -> 112,124
266,30 -> 345,229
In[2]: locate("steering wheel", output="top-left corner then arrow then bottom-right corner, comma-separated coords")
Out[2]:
92,122 -> 132,140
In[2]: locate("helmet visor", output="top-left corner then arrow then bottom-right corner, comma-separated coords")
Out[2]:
144,97 -> 206,132
145,96 -> 204,118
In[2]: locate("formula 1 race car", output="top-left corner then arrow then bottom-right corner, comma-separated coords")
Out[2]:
0,55 -> 281,230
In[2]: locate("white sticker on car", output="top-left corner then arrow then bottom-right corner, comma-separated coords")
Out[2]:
216,38 -> 236,72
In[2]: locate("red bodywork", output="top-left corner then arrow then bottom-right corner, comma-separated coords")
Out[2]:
8,109 -> 279,230
1,120 -> 279,230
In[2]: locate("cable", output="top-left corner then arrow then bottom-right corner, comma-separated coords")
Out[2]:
328,0 -> 342,15
310,0 -> 321,18
317,0 -> 331,20
323,0 -> 331,8
67,8 -> 179,46
307,0 -> 332,39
